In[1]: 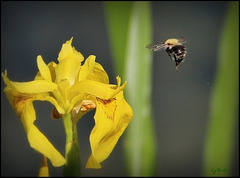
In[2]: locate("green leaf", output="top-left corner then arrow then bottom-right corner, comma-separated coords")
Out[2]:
202,2 -> 239,176
105,1 -> 157,176
104,1 -> 132,77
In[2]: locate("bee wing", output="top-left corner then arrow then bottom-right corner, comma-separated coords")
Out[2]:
146,43 -> 165,51
178,37 -> 187,44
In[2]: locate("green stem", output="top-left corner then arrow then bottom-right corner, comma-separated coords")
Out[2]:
62,113 -> 81,176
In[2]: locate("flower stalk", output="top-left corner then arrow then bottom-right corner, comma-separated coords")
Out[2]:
62,113 -> 81,176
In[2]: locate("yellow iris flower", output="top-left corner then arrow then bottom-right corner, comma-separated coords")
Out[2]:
2,37 -> 133,171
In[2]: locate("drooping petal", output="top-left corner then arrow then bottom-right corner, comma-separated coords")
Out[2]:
5,91 -> 66,166
86,154 -> 101,168
28,123 -> 66,167
55,37 -> 84,86
86,91 -> 133,168
78,55 -> 109,84
4,88 -> 36,129
38,156 -> 49,177
3,74 -> 66,167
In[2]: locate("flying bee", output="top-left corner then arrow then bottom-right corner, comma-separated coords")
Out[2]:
146,38 -> 187,70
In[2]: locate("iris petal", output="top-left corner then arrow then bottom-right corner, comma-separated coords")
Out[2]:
38,156 -> 49,177
37,55 -> 52,82
55,37 -> 84,86
78,55 -> 96,81
86,91 -> 133,168
71,77 -> 126,100
78,55 -> 109,84
87,62 -> 109,84
3,86 -> 66,167
22,100 -> 65,166
10,80 -> 57,93
28,124 -> 66,167
86,154 -> 101,168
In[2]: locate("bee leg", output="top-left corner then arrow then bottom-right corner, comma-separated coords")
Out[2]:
175,62 -> 179,70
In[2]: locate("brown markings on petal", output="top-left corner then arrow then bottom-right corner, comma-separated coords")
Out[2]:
13,94 -> 32,116
96,98 -> 117,120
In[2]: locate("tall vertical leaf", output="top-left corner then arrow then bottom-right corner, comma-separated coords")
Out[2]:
104,1 -> 132,77
104,1 -> 157,176
203,2 -> 239,176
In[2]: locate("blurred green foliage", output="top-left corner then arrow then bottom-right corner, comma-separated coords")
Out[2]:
104,1 -> 157,176
203,1 -> 239,176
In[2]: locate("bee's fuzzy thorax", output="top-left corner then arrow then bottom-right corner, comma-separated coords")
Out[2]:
164,39 -> 182,46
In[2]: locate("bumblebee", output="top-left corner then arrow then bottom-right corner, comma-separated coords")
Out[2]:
146,38 -> 187,70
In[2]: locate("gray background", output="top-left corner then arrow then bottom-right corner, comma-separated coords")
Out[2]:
1,1 -> 238,176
